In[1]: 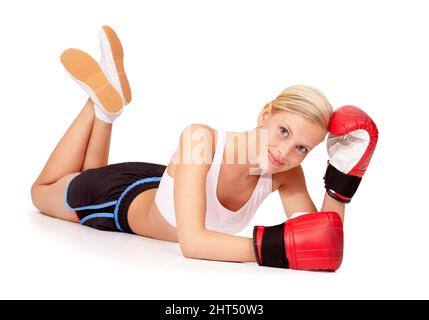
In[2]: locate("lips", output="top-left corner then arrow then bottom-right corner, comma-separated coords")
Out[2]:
268,150 -> 284,166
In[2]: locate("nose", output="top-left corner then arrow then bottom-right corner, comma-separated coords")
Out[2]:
277,141 -> 294,163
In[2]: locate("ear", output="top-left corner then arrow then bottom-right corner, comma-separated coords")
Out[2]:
257,103 -> 273,126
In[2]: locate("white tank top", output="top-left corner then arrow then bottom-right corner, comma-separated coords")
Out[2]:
154,129 -> 272,234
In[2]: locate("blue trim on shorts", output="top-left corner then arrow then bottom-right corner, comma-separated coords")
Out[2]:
63,173 -> 117,211
64,173 -> 161,232
113,177 -> 162,232
80,212 -> 115,225
69,200 -> 118,211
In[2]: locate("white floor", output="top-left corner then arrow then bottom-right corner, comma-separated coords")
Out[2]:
2,195 -> 428,300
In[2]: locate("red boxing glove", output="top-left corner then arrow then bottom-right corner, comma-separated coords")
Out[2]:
324,105 -> 379,203
253,212 -> 343,271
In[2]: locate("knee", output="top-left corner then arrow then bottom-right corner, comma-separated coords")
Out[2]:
30,183 -> 43,212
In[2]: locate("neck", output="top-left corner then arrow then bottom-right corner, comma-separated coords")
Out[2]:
224,127 -> 264,179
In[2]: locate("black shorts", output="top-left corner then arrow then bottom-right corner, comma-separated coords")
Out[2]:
64,162 -> 167,234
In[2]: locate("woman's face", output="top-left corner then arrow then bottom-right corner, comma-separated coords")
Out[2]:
257,104 -> 327,174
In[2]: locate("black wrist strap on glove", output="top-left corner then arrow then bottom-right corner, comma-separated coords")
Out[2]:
253,223 -> 289,268
323,162 -> 362,203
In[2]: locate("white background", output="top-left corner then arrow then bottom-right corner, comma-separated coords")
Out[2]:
1,0 -> 428,299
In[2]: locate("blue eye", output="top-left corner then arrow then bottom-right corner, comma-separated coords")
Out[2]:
297,146 -> 308,154
280,127 -> 289,137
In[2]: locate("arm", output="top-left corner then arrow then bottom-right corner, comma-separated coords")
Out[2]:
322,105 -> 378,219
182,230 -> 256,262
278,165 -> 316,218
256,106 -> 378,271
174,124 -> 256,262
278,165 -> 344,220
259,164 -> 345,271
321,191 -> 345,222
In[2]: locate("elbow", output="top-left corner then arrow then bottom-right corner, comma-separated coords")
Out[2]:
180,247 -> 193,259
179,241 -> 197,259
178,232 -> 205,259
30,183 -> 41,212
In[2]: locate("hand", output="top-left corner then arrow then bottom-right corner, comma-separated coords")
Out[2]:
324,105 -> 379,203
253,211 -> 344,271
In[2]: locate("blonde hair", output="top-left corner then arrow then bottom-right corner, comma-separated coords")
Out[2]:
270,85 -> 333,129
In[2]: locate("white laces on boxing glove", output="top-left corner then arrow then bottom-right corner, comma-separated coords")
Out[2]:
327,129 -> 370,174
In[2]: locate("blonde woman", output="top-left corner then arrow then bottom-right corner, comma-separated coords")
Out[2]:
31,26 -> 378,272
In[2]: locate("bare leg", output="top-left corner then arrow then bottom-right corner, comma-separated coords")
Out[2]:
31,97 -> 118,222
33,99 -> 95,186
82,117 -> 112,171
31,98 -> 98,221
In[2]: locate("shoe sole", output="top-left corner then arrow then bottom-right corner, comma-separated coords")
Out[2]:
61,48 -> 123,114
101,25 -> 132,104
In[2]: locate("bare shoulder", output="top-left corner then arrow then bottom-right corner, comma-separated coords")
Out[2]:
167,123 -> 215,179
272,165 -> 306,192
178,123 -> 216,161
185,123 -> 216,144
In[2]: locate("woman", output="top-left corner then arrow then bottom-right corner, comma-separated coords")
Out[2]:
31,26 -> 378,271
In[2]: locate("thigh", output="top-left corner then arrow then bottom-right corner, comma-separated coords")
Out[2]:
32,173 -> 80,222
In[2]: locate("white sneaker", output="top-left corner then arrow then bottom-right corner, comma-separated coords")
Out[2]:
61,48 -> 123,123
99,25 -> 132,105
